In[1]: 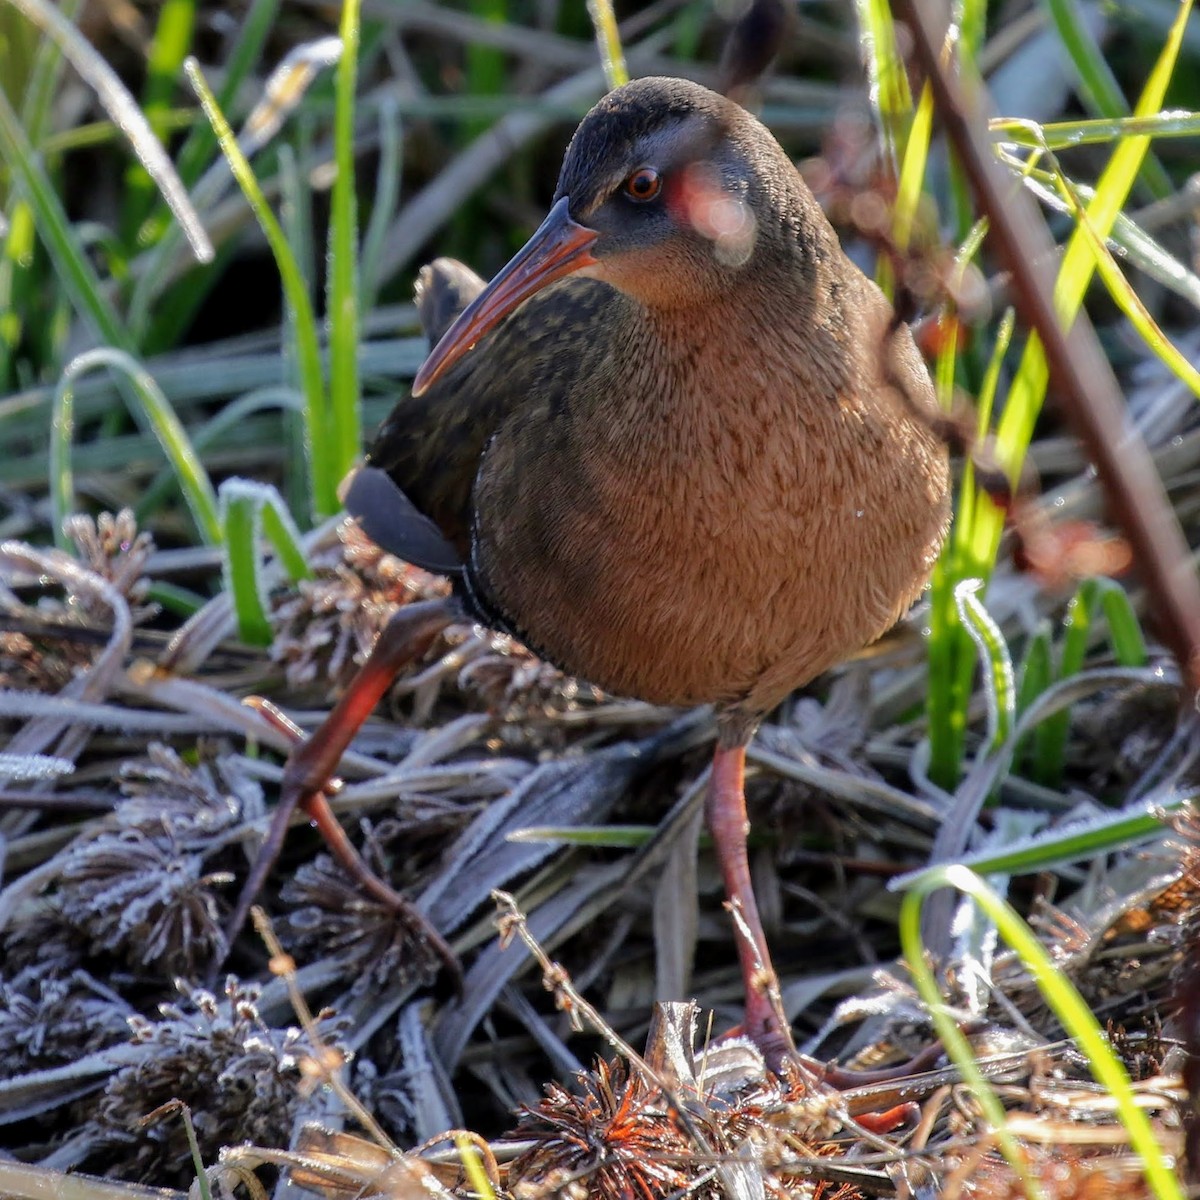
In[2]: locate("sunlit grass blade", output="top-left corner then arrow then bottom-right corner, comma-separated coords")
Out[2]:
892,82 -> 934,252
0,200 -> 36,384
878,77 -> 935,297
185,57 -> 337,519
4,0 -> 212,264
954,579 -> 1015,753
854,0 -> 913,166
1041,0 -> 1171,198
0,83 -> 129,350
219,478 -> 312,646
968,0 -> 1193,577
586,0 -> 628,90
120,0 -> 196,248
899,867 -> 1184,1200
360,95 -> 402,308
454,1133 -> 497,1200
992,109 -> 1200,151
1059,173 -> 1200,398
328,0 -> 362,477
926,308 -> 1014,785
51,348 -> 221,547
1002,151 -> 1200,311
895,793 -> 1186,887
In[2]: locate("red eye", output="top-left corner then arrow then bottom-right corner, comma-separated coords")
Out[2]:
623,167 -> 661,202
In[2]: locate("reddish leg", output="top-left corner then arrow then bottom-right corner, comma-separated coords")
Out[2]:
705,739 -> 794,1069
221,598 -> 459,979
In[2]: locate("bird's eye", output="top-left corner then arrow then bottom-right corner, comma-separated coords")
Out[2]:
623,167 -> 662,202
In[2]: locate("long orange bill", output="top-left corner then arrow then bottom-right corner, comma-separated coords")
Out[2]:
411,196 -> 598,396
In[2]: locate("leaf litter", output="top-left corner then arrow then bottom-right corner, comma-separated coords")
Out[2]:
0,498 -> 1197,1195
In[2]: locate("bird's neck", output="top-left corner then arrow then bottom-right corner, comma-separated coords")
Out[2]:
640,238 -> 831,372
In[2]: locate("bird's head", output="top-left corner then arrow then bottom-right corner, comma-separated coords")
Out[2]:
413,77 -> 794,395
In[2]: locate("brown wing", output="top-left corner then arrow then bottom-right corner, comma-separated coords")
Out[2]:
358,270 -> 622,567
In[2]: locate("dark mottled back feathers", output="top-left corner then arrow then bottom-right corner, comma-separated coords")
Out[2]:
361,271 -> 624,566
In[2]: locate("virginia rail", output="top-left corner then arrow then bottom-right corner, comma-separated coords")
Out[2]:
228,77 -> 951,1065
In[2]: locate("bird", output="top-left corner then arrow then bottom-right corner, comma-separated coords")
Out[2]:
224,76 -> 951,1067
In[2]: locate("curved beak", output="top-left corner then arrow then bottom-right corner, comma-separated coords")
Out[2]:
412,197 -> 598,396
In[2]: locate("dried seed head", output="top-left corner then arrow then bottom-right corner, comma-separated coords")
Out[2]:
455,630 -> 603,733
56,826 -> 231,975
0,967 -> 133,1072
1,511 -> 156,693
93,978 -> 346,1183
271,519 -> 449,695
116,743 -> 244,835
62,509 -> 157,623
21,746 -> 249,977
508,1059 -> 716,1200
280,854 -> 445,993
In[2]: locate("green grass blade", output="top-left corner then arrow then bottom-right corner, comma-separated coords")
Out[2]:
1099,582 -> 1147,666
854,0 -> 914,165
969,0 -> 1193,574
992,109 -> 1200,151
130,0 -> 281,346
4,0 -> 212,263
507,825 -> 657,848
454,1133 -> 497,1200
172,0 -> 281,189
145,580 -> 206,617
360,95 -> 402,309
1041,0 -> 1172,198
954,579 -> 1015,752
1062,175 -> 1200,397
585,0 -> 628,89
1032,580 -> 1095,787
1015,622 -> 1052,773
896,794 -> 1185,885
52,348 -> 221,545
185,58 -> 336,519
48,361 -> 76,553
219,477 -> 312,646
221,485 -> 273,646
328,3 -> 363,476
899,867 -> 1184,1200
900,887 -> 1042,1199
0,84 -> 129,349
138,386 -> 304,518
463,0 -> 508,141
891,81 -> 934,252
121,0 -> 196,247
18,0 -> 81,137
1007,160 -> 1200,311
1016,624 -> 1052,720
927,308 -> 1014,786
0,200 -> 36,384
